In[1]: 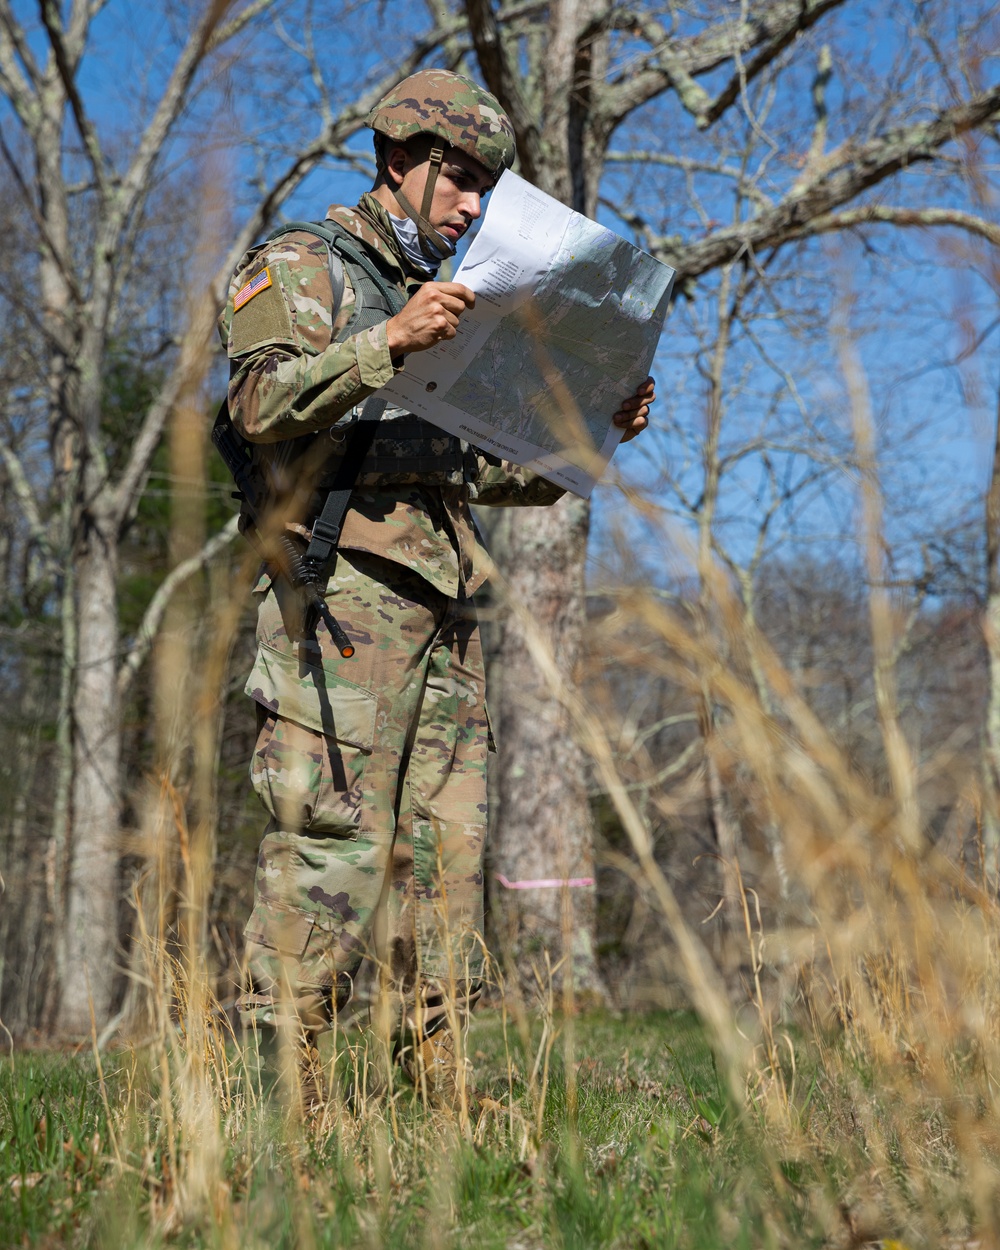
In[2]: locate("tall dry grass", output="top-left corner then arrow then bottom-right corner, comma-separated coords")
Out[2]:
73,249 -> 1000,1249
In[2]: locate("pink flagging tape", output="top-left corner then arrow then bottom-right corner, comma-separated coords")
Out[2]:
495,873 -> 595,890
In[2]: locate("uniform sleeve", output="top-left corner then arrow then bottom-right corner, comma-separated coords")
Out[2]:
218,231 -> 403,444
470,454 -> 567,507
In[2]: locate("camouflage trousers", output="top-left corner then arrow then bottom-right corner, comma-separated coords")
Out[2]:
238,549 -> 489,1036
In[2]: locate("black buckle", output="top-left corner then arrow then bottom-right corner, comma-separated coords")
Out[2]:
311,517 -> 341,545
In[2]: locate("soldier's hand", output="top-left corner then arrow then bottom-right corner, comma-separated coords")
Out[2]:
613,375 -> 656,443
386,282 -> 476,356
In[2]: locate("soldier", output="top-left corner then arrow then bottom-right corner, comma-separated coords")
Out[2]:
218,69 -> 655,1109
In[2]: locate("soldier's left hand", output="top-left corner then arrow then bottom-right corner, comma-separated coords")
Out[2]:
613,376 -> 656,443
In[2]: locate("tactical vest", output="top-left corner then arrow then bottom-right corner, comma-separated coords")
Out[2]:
263,219 -> 477,490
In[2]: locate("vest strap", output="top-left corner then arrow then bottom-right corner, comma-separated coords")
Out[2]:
302,397 -> 387,573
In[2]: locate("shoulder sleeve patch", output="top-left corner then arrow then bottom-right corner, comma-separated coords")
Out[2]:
228,267 -> 296,358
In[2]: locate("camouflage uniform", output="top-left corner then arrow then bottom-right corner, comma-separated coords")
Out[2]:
220,169 -> 563,1037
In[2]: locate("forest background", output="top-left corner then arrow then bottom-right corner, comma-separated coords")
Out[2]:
0,0 -> 998,1059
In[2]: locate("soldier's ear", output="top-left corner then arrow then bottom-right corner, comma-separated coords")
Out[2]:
384,142 -> 410,187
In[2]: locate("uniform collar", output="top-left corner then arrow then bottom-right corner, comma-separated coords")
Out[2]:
324,193 -> 435,285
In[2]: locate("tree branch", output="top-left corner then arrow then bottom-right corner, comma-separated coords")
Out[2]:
38,0 -> 107,197
206,0 -> 279,50
117,514 -> 240,699
0,421 -> 57,579
0,0 -> 40,125
614,19 -> 710,120
99,0 -> 250,261
602,0 -> 848,129
465,0 -> 544,183
0,129 -> 84,338
79,1 -> 271,408
602,0 -> 850,131
108,369 -> 185,533
65,0 -> 94,68
697,0 -> 844,130
801,44 -> 833,175
783,204 -> 1000,249
603,150 -> 774,210
606,148 -> 746,179
653,84 -> 1000,285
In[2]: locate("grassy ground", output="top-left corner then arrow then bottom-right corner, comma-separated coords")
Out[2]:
1,1001 -> 989,1250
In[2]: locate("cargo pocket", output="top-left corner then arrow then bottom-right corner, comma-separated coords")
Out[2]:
243,899 -> 343,1026
246,640 -> 377,838
244,898 -> 317,960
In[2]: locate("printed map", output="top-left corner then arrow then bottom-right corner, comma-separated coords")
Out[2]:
376,172 -> 674,497
446,215 -> 671,454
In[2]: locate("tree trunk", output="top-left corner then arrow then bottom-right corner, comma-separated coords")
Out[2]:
57,511 -> 123,1036
477,0 -> 610,999
490,494 -> 605,997
983,385 -> 1000,881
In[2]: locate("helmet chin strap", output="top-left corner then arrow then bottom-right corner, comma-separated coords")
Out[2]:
390,144 -> 455,259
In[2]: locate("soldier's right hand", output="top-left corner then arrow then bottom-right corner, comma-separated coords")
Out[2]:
385,282 -> 476,356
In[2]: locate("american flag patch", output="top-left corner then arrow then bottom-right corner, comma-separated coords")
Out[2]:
233,267 -> 272,312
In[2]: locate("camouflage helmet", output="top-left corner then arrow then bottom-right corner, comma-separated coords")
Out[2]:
366,69 -> 516,179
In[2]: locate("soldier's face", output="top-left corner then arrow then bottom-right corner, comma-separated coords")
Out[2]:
390,146 -> 495,246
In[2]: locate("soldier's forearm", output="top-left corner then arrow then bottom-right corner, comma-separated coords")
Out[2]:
230,323 -> 400,443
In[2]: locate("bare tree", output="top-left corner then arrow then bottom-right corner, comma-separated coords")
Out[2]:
0,0 -> 476,1035
465,0 -> 1000,992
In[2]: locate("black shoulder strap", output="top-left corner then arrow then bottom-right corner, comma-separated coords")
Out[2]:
302,396 -> 386,572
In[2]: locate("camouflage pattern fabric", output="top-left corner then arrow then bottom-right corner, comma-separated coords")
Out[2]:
366,69 -> 516,178
239,551 -> 489,1034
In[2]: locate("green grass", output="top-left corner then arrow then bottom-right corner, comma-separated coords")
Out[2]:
0,1009 -> 981,1248
0,1053 -> 114,1246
